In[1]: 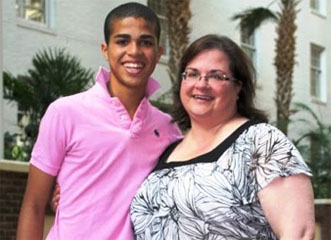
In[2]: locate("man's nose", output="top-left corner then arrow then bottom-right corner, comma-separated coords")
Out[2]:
127,42 -> 141,55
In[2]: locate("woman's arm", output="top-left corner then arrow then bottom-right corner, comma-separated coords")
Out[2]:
17,165 -> 55,240
258,174 -> 315,240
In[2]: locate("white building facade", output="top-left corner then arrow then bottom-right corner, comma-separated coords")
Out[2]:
0,0 -> 4,158
1,0 -> 330,148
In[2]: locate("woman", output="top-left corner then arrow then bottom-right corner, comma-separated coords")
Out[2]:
130,34 -> 315,239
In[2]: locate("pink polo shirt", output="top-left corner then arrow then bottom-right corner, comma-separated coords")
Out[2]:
30,67 -> 182,240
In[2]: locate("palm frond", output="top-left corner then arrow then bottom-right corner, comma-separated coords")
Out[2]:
293,102 -> 324,131
3,71 -> 35,113
3,47 -> 95,156
231,7 -> 277,37
292,102 -> 331,198
26,47 -> 94,118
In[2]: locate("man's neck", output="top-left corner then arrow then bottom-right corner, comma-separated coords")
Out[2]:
108,81 -> 146,119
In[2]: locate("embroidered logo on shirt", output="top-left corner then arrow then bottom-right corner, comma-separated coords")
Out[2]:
154,129 -> 160,137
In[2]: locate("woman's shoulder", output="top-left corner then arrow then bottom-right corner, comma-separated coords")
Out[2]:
246,122 -> 285,137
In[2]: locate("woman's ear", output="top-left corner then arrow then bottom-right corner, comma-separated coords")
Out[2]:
235,80 -> 242,96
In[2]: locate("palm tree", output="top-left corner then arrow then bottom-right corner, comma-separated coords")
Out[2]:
232,0 -> 299,136
149,0 -> 191,113
3,47 -> 94,160
165,0 -> 191,86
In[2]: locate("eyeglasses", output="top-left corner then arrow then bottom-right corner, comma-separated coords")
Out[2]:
182,70 -> 238,85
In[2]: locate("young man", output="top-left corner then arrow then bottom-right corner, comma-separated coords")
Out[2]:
17,2 -> 181,239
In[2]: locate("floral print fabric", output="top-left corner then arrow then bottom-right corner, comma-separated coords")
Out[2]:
131,122 -> 312,240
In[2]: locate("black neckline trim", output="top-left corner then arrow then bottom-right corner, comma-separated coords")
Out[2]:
153,120 -> 260,171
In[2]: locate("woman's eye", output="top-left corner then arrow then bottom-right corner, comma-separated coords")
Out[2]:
187,72 -> 199,78
211,74 -> 223,80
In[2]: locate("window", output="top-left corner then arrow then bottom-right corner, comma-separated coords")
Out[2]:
148,0 -> 169,57
310,0 -> 326,15
16,0 -> 50,25
311,0 -> 320,11
310,44 -> 326,101
241,27 -> 257,67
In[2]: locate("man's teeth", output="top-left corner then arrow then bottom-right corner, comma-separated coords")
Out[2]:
124,63 -> 143,68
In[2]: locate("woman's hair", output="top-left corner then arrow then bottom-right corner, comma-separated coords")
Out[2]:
172,34 -> 268,131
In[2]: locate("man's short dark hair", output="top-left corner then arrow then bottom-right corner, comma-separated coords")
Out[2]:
104,2 -> 161,45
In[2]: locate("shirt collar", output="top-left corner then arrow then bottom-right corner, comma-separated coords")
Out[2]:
95,66 -> 160,98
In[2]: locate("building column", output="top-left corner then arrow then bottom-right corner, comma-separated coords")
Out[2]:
0,0 -> 4,158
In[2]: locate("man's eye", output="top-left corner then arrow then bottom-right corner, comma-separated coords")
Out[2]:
116,40 -> 128,46
141,40 -> 153,46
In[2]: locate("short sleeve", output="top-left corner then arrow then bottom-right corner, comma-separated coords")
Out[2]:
250,124 -> 312,191
168,122 -> 183,143
30,102 -> 67,176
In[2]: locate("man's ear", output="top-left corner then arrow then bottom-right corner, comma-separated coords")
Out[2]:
101,42 -> 109,61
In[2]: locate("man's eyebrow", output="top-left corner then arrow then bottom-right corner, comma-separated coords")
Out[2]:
113,34 -> 130,39
140,34 -> 155,40
113,34 -> 155,41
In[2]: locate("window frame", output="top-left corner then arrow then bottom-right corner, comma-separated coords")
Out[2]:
310,44 -> 326,103
147,0 -> 170,59
16,0 -> 54,29
240,27 -> 260,84
310,0 -> 326,16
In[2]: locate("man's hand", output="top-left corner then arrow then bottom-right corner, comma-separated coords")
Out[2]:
51,184 -> 60,212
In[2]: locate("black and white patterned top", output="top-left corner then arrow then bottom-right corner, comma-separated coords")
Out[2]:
130,121 -> 312,240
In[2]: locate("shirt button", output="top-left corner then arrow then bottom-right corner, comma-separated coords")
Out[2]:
120,114 -> 126,120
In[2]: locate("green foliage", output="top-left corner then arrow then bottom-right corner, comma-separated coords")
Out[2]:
4,132 -> 30,161
231,7 -> 277,37
292,103 -> 331,198
3,47 -> 94,161
150,89 -> 174,114
150,99 -> 173,114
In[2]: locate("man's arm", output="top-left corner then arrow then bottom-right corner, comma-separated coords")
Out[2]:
258,174 -> 315,240
17,165 -> 55,240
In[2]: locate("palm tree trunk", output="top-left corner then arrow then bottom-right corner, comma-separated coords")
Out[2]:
165,0 -> 191,86
274,0 -> 299,135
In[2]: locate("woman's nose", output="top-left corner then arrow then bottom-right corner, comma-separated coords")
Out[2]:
195,75 -> 209,88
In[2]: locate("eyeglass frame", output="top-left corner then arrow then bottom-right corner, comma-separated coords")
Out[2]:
181,70 -> 239,85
